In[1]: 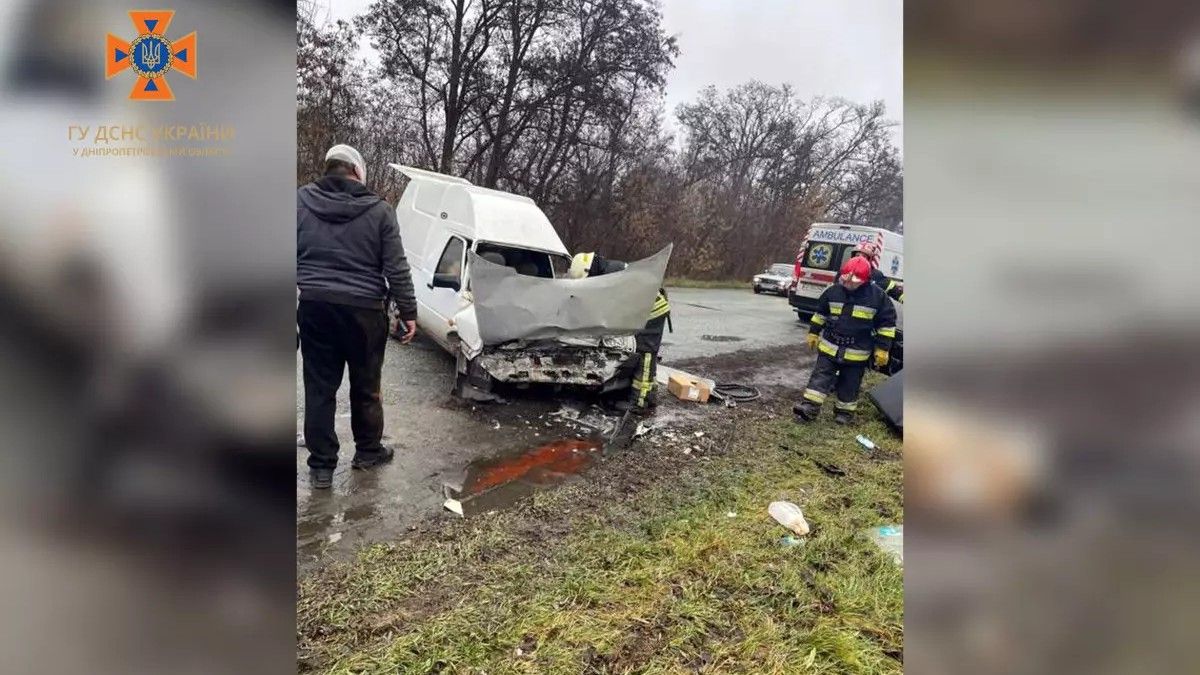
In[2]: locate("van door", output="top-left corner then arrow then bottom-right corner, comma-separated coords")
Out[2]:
424,235 -> 468,347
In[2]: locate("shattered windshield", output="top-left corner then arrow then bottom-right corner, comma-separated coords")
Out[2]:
473,242 -> 562,279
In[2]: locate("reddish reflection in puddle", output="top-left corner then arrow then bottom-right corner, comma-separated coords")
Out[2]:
461,438 -> 602,496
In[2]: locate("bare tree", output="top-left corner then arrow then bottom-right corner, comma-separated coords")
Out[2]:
297,3 -> 901,280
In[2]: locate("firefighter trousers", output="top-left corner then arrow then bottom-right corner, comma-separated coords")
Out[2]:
630,314 -> 667,409
798,355 -> 866,415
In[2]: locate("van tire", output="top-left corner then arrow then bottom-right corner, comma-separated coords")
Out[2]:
752,286 -> 762,294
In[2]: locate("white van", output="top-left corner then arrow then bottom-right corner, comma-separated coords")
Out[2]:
788,223 -> 903,320
389,165 -> 670,399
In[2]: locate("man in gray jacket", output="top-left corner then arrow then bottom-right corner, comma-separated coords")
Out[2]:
297,145 -> 418,489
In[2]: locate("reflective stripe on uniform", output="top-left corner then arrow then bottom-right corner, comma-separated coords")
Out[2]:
828,302 -> 844,316
648,293 -> 670,320
851,305 -> 877,320
886,280 -> 897,291
844,348 -> 871,362
898,293 -> 905,303
876,326 -> 897,338
810,314 -> 827,326
835,399 -> 858,411
633,352 -> 654,407
803,389 -> 826,403
818,337 -> 839,357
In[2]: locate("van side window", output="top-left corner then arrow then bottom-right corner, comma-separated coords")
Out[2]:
435,237 -> 466,281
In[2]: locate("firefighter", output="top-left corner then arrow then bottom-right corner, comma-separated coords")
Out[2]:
569,252 -> 671,413
851,241 -> 904,303
794,256 -> 897,425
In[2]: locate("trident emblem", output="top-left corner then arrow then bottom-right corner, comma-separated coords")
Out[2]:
106,10 -> 197,101
140,40 -> 162,70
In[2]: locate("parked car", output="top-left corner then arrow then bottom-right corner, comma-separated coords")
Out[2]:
752,263 -> 794,296
388,165 -> 670,400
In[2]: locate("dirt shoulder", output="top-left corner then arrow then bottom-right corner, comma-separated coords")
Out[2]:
298,346 -> 903,674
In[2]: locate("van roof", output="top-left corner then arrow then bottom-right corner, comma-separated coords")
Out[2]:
391,165 -> 569,256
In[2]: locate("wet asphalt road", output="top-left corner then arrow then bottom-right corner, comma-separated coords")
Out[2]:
296,287 -> 806,571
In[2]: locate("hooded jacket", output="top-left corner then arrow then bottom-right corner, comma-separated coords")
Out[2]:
297,176 -> 417,320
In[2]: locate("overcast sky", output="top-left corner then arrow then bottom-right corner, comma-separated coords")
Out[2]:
318,0 -> 902,138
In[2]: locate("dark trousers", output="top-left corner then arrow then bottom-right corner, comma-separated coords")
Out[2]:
799,354 -> 867,414
630,314 -> 667,409
298,300 -> 388,470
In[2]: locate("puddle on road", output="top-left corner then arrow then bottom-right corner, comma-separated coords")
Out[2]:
443,437 -> 604,516
701,335 -> 745,343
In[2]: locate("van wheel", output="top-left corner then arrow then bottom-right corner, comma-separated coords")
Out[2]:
752,286 -> 761,294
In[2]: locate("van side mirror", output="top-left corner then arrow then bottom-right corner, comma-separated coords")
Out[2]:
431,273 -> 461,292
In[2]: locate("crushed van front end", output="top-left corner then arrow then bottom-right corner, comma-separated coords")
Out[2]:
475,337 -> 636,390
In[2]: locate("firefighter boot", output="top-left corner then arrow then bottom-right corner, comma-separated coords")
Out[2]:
793,402 -> 819,422
834,410 -> 853,426
633,391 -> 658,416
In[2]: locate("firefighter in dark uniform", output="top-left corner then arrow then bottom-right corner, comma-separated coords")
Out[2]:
794,256 -> 897,425
851,240 -> 904,304
569,252 -> 671,413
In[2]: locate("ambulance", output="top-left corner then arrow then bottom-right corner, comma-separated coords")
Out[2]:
788,223 -> 903,320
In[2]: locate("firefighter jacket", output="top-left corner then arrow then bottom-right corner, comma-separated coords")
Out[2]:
808,281 -> 897,364
870,267 -> 904,304
649,288 -> 670,323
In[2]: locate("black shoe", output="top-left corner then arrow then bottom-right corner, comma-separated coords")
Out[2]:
310,467 -> 333,489
834,412 -> 852,425
793,403 -> 817,421
352,445 -> 395,470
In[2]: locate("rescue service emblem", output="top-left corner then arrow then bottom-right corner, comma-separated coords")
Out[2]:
890,256 -> 900,276
106,10 -> 196,101
807,243 -> 833,268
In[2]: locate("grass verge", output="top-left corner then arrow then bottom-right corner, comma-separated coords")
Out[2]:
299,397 -> 902,674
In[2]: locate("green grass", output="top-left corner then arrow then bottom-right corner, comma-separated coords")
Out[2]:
665,277 -> 751,289
298,402 -> 903,674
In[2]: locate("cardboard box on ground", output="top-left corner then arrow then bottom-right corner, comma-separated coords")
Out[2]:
667,373 -> 712,402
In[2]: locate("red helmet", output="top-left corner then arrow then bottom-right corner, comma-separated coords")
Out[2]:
839,256 -> 872,284
852,240 -> 881,265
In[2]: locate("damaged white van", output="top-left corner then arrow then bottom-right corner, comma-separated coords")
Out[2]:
388,165 -> 671,400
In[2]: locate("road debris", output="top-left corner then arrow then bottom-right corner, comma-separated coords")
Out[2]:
655,365 -> 715,391
811,459 -> 846,477
667,372 -> 712,402
856,435 -> 876,451
779,535 -> 805,548
865,524 -> 903,565
443,498 -> 464,517
768,501 -> 810,536
711,383 -> 761,403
